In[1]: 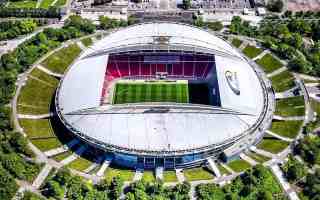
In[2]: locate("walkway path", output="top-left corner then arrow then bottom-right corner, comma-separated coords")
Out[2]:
265,130 -> 294,143
44,138 -> 79,157
77,41 -> 87,51
60,145 -> 87,166
250,146 -> 275,158
273,115 -> 305,121
207,158 -> 221,177
18,113 -> 52,119
239,153 -> 258,166
96,156 -> 112,177
267,66 -> 287,78
133,169 -> 143,181
175,169 -> 185,182
270,164 -> 299,200
37,64 -> 63,78
32,164 -> 53,189
252,50 -> 268,61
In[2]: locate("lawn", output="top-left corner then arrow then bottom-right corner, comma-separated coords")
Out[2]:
257,135 -> 290,154
311,99 -> 320,115
19,119 -> 62,151
18,105 -> 50,115
29,68 -> 59,86
270,70 -> 296,92
31,138 -> 61,151
275,96 -> 305,117
67,157 -> 92,172
256,53 -> 283,73
163,171 -> 178,182
270,120 -> 303,138
302,79 -> 319,84
52,151 -> 73,162
18,78 -> 56,114
246,152 -> 270,163
104,167 -> 135,182
53,0 -> 66,6
183,167 -> 214,181
81,38 -> 93,47
7,0 -> 37,8
41,44 -> 81,74
142,171 -> 155,182
113,81 -> 189,104
227,159 -> 251,173
39,0 -> 55,8
242,45 -> 263,58
217,164 -> 231,175
19,119 -> 55,138
231,38 -> 242,48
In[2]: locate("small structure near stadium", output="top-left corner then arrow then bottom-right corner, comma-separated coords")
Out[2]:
56,22 -> 273,169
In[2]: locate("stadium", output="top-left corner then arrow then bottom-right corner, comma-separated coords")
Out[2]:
55,22 -> 272,169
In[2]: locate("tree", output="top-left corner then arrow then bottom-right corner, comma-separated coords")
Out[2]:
267,0 -> 284,12
282,155 -> 307,182
46,180 -> 65,199
182,0 -> 191,10
0,165 -> 18,200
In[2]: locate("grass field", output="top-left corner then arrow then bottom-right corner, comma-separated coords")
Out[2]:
113,81 -> 189,104
19,119 -> 62,151
67,157 -> 92,172
270,71 -> 296,92
7,0 -> 37,8
246,152 -> 270,163
217,164 -> 231,175
53,0 -> 66,6
227,159 -> 251,172
257,135 -> 290,154
183,167 -> 214,181
81,38 -> 93,47
256,53 -> 283,73
275,96 -> 305,117
39,0 -> 55,8
41,44 -> 81,74
142,171 -> 155,182
242,45 -> 263,58
52,151 -> 72,162
270,120 -> 303,138
104,167 -> 135,182
163,171 -> 178,182
18,77 -> 57,114
231,38 -> 242,48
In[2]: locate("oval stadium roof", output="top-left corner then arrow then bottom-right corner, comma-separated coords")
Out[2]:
56,22 -> 266,154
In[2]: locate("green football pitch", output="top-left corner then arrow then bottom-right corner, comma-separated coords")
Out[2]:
112,80 -> 189,104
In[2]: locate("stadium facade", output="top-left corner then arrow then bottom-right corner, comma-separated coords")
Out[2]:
55,23 -> 273,169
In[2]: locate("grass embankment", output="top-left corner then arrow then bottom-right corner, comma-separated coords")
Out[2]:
142,171 -> 156,182
184,167 -> 214,181
39,0 -> 55,8
231,38 -> 242,48
257,134 -> 290,154
81,37 -> 93,47
256,53 -> 283,73
19,119 -> 62,151
67,157 -> 92,172
270,70 -> 296,92
41,43 -> 82,74
227,159 -> 252,173
18,69 -> 59,114
246,152 -> 270,163
270,120 -> 303,138
275,96 -> 305,117
242,45 -> 263,58
7,0 -> 37,8
104,167 -> 135,182
163,171 -> 178,182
